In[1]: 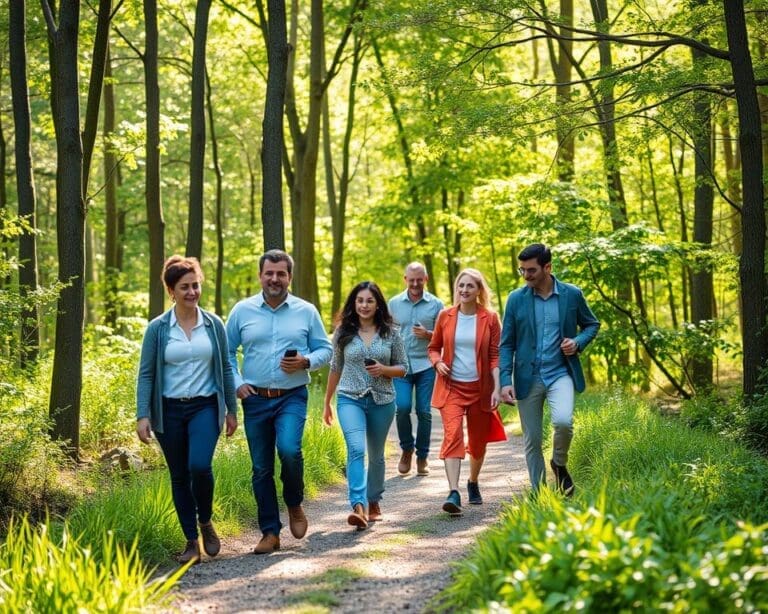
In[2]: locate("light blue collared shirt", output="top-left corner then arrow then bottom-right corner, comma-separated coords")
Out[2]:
163,307 -> 218,399
388,290 -> 444,374
226,292 -> 332,390
533,280 -> 569,386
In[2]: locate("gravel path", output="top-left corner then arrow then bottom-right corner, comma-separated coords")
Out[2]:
170,413 -> 529,613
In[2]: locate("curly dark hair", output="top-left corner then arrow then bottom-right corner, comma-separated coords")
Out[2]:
334,281 -> 394,350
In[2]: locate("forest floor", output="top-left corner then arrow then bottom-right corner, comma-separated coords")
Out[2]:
168,412 -> 529,613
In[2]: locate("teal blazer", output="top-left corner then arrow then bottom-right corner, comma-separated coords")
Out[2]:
499,277 -> 599,400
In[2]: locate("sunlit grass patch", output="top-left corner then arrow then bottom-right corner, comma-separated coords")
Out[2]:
286,567 -> 365,608
0,516 -> 183,612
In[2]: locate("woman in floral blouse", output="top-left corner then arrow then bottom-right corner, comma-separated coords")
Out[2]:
324,281 -> 407,530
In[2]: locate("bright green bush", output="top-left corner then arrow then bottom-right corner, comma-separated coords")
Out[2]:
0,516 -> 182,613
437,390 -> 768,612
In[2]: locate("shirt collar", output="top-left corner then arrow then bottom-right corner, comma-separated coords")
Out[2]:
533,277 -> 560,298
399,290 -> 433,304
255,291 -> 292,310
169,306 -> 204,328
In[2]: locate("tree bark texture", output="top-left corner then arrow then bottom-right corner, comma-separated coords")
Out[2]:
10,0 -> 41,365
261,0 -> 288,250
103,44 -> 120,329
44,0 -> 85,458
143,0 -> 165,319
186,0 -> 212,260
723,0 -> 767,399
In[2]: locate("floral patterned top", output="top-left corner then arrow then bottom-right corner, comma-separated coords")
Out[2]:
330,328 -> 408,404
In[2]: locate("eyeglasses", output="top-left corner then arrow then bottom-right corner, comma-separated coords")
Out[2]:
518,267 -> 540,276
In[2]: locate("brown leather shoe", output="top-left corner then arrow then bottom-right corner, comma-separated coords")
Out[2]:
368,501 -> 381,522
398,449 -> 414,475
253,533 -> 280,554
347,503 -> 368,530
288,505 -> 308,539
199,521 -> 221,556
178,539 -> 201,565
416,457 -> 430,476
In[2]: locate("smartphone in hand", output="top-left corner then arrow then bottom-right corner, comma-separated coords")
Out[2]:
284,349 -> 298,357
364,358 -> 376,366
414,321 -> 422,328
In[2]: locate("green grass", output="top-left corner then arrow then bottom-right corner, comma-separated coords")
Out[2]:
286,568 -> 365,609
433,389 -> 768,612
0,516 -> 183,613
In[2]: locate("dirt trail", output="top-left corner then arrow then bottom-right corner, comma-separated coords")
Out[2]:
170,413 -> 528,613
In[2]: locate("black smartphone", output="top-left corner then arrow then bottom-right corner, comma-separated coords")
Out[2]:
414,321 -> 422,327
364,358 -> 376,366
284,349 -> 298,357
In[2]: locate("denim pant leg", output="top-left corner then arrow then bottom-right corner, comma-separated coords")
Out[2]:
274,387 -> 308,508
186,399 -> 220,525
242,395 -> 281,535
365,398 -> 396,504
413,368 -> 435,459
516,380 -> 547,490
394,376 -> 416,452
156,397 -> 219,540
337,395 -> 368,508
547,375 -> 575,467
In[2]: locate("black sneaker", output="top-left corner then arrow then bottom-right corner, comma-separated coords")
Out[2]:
467,480 -> 483,505
550,459 -> 575,497
442,489 -> 463,516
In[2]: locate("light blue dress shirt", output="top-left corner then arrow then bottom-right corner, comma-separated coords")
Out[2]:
226,292 -> 332,390
163,307 -> 218,399
388,290 -> 444,374
533,281 -> 569,386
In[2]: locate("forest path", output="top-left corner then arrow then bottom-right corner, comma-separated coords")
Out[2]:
170,412 -> 528,613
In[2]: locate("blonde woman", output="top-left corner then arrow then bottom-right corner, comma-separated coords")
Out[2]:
428,268 -> 507,516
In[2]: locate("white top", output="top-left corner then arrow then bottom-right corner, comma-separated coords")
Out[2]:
163,307 -> 217,399
451,312 -> 478,382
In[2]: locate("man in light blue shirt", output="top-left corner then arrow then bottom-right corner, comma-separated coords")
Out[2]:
226,250 -> 332,554
388,262 -> 444,476
499,244 -> 600,497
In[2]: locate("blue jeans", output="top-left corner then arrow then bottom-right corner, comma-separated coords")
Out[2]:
242,386 -> 308,536
394,368 -> 435,459
337,393 -> 396,508
155,395 -> 219,540
516,376 -> 575,489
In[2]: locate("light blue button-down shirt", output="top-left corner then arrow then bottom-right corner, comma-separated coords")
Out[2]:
533,281 -> 569,386
226,292 -> 332,390
163,307 -> 217,399
388,290 -> 444,374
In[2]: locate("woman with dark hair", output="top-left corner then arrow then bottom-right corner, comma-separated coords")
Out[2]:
323,281 -> 407,529
136,255 -> 238,564
428,268 -> 507,516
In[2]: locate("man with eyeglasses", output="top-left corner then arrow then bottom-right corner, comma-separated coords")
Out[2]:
499,243 -> 599,496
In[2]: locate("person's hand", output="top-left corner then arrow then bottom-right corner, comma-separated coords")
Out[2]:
434,360 -> 451,377
365,360 -> 385,377
225,413 -> 238,437
281,353 -> 308,373
490,388 -> 501,409
237,383 -> 256,399
560,337 -> 578,356
136,418 -> 152,444
412,324 -> 430,339
501,385 -> 516,405
323,402 -> 334,426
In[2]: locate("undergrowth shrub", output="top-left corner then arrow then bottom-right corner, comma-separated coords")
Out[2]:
0,516 -> 183,612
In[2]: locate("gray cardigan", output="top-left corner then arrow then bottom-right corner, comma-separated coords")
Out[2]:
136,307 -> 237,434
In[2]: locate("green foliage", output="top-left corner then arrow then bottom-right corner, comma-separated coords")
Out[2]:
0,516 -> 183,613
436,390 -> 768,611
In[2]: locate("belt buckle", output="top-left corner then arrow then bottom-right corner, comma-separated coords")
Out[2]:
267,388 -> 279,398
180,396 -> 192,402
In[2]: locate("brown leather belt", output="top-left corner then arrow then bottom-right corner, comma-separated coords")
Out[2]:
252,386 -> 303,399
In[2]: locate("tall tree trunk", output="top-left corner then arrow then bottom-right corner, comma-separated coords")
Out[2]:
186,0 -> 212,260
10,0 -> 40,366
103,43 -> 120,329
723,0 -> 767,399
143,0 -> 165,318
43,0 -> 85,459
690,42 -> 714,391
261,0 -> 288,250
205,69 -> 225,316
